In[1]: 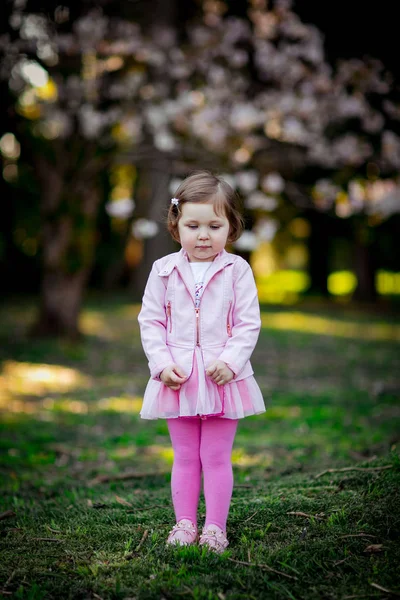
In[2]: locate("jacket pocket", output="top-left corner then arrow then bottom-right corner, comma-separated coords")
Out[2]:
226,301 -> 233,337
166,301 -> 172,333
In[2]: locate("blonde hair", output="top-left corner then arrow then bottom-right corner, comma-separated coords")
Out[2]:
167,170 -> 244,243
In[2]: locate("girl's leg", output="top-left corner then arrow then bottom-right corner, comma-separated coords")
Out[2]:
167,417 -> 202,526
200,417 -> 238,531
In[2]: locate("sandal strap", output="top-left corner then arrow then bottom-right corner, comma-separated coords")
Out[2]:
167,520 -> 197,544
168,520 -> 197,535
199,526 -> 228,551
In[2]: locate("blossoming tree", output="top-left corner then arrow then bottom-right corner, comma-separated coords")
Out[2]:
1,0 -> 399,336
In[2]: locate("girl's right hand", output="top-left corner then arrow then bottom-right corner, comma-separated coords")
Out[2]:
160,365 -> 188,390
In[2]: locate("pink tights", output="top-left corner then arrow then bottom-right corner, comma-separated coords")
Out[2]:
167,417 -> 238,532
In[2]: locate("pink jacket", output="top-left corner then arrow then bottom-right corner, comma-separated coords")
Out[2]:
138,248 -> 261,382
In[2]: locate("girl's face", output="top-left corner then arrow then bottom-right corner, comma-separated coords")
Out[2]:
177,201 -> 230,262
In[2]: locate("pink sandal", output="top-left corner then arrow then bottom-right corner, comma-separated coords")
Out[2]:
166,519 -> 198,546
199,524 -> 229,554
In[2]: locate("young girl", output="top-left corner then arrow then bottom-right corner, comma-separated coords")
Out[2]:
138,171 -> 265,553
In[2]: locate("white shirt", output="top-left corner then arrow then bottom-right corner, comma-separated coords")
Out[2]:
190,262 -> 212,308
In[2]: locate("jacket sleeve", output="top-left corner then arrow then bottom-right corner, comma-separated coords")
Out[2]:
137,262 -> 175,380
217,259 -> 261,378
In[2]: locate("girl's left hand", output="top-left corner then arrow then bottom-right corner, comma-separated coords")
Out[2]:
206,360 -> 234,385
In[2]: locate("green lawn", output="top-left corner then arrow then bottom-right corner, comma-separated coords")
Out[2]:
0,296 -> 399,600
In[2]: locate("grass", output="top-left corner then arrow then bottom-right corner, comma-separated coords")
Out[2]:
0,294 -> 399,600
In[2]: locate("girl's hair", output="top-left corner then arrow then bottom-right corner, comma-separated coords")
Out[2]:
167,170 -> 244,243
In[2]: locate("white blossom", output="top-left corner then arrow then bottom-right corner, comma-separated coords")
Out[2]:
20,14 -> 48,41
254,218 -> 278,241
205,124 -> 227,150
208,66 -> 227,86
366,183 -> 400,217
383,100 -> 400,121
235,170 -> 258,193
154,130 -> 175,152
233,230 -> 258,251
282,116 -> 307,143
19,59 -> 48,87
151,26 -> 176,49
120,115 -> 142,140
191,106 -> 224,140
220,174 -> 236,189
78,104 -> 107,139
312,178 -> 341,209
381,131 -> 400,169
145,105 -> 167,129
228,49 -> 248,68
262,173 -> 284,194
0,132 -> 21,158
169,178 -> 183,195
335,94 -> 366,119
132,218 -> 159,239
230,104 -> 263,132
314,179 -> 340,202
331,134 -> 372,166
246,192 -> 278,211
362,111 -> 384,134
348,180 -> 365,212
106,198 -> 135,219
74,10 -> 108,46
39,110 -> 72,139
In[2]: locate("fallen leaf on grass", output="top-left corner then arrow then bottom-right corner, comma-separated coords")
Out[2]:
125,529 -> 149,559
115,495 -> 133,507
46,526 -> 62,534
87,499 -> 108,509
370,582 -> 400,596
287,511 -> 325,520
364,544 -> 384,553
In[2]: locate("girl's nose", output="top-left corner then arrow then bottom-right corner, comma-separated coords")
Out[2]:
198,228 -> 209,239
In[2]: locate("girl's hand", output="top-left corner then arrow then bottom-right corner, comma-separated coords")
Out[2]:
160,365 -> 188,390
206,360 -> 234,386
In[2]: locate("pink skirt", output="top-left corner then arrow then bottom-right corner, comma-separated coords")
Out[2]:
140,346 -> 266,420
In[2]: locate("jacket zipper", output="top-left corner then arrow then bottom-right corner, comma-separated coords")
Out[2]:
174,262 -> 234,348
226,300 -> 233,337
166,301 -> 172,333
195,308 -> 200,346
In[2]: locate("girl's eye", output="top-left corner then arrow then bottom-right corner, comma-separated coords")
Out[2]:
186,224 -> 221,229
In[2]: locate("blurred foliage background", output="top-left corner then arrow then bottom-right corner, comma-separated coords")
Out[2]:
0,0 -> 399,339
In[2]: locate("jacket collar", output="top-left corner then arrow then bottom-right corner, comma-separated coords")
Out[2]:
158,248 -> 234,302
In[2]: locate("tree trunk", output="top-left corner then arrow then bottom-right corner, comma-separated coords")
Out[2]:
306,210 -> 330,297
31,269 -> 91,339
128,0 -> 183,297
353,225 -> 377,303
130,153 -> 177,297
30,152 -> 102,339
